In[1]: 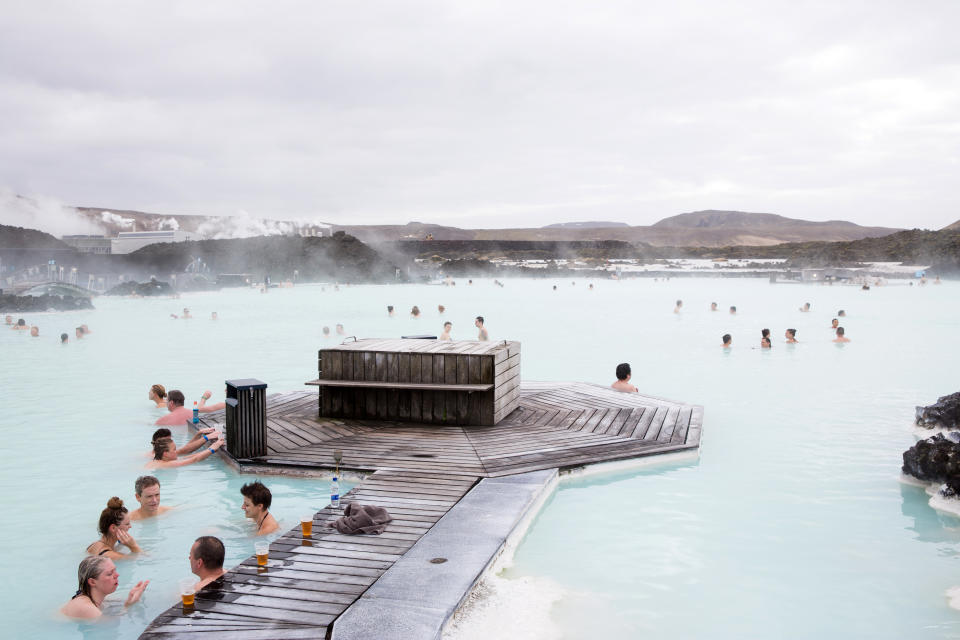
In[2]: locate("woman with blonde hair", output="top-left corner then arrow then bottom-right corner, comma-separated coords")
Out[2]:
60,556 -> 148,619
148,384 -> 167,408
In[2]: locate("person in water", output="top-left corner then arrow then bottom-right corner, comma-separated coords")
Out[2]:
190,536 -> 226,591
155,390 -> 193,426
800,302 -> 811,312
410,305 -> 421,318
61,333 -> 69,344
838,309 -> 846,317
322,326 -> 331,338
833,327 -> 850,343
211,311 -> 218,320
830,318 -> 839,330
387,305 -> 395,317
30,325 -> 39,337
729,306 -> 737,314
81,324 -> 92,334
75,326 -> 84,339
438,305 -> 445,314
60,556 -> 148,620
785,328 -> 798,343
336,323 -> 345,335
761,336 -> 772,349
440,321 -> 452,341
611,363 -> 639,393
674,299 -> 683,313
148,436 -> 223,469
711,302 -> 718,311
4,315 -> 11,325
199,390 -> 226,412
148,384 -> 167,408
148,427 -> 218,458
761,328 -> 770,343
241,481 -> 279,536
12,318 -> 29,330
475,316 -> 489,341
722,334 -> 732,348
86,497 -> 142,559
129,476 -> 172,521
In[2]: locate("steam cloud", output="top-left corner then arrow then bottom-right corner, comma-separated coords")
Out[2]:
194,210 -> 330,239
0,187 -> 98,235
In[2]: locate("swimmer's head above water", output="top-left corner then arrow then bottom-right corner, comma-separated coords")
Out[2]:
615,363 -> 632,381
722,334 -> 732,347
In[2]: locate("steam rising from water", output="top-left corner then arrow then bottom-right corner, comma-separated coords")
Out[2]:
193,210 -> 330,239
0,187 -> 98,235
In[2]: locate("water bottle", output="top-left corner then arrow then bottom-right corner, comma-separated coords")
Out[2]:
193,401 -> 199,424
330,476 -> 340,509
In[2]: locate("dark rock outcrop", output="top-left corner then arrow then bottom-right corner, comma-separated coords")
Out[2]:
104,280 -> 173,296
916,392 -> 960,430
0,294 -> 94,312
903,434 -> 960,497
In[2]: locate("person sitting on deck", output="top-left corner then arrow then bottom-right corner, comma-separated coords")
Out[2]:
189,536 -> 226,591
147,427 -> 218,458
833,326 -> 850,343
155,390 -> 193,426
241,481 -> 280,536
475,316 -> 489,341
440,321 -> 452,341
60,556 -> 148,620
148,436 -> 223,468
722,334 -> 732,348
199,389 -> 226,413
130,476 -> 172,521
86,497 -> 142,560
611,363 -> 639,393
148,384 -> 167,408
785,328 -> 799,344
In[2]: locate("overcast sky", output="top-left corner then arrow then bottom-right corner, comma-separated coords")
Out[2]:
1,1 -> 958,229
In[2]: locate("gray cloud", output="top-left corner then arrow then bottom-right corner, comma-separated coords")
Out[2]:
0,0 -> 958,229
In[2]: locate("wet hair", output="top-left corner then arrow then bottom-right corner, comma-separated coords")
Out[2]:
387,305 -> 394,312
438,305 -> 445,312
75,556 -> 110,600
411,306 -> 420,315
722,334 -> 731,344
98,497 -> 127,535
838,310 -> 846,316
17,318 -> 25,326
193,536 -> 225,570
135,475 -> 160,496
836,326 -> 845,336
240,481 -> 272,510
761,337 -> 772,347
151,428 -> 172,443
729,306 -> 736,312
150,384 -> 167,400
322,326 -> 330,335
615,363 -> 631,380
61,333 -> 68,342
786,328 -> 796,338
167,390 -> 185,407
443,321 -> 452,328
676,300 -> 682,306
475,316 -> 484,324
761,328 -> 770,339
153,437 -> 174,460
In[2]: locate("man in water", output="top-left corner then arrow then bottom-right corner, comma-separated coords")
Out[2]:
722,334 -> 732,348
211,312 -> 218,320
387,305 -> 395,317
438,305 -> 445,314
148,436 -> 223,468
12,318 -> 29,330
785,328 -> 798,343
182,308 -> 192,319
81,324 -> 92,334
711,302 -> 718,311
440,321 -> 452,341
833,327 -> 850,343
30,325 -> 39,337
322,326 -> 331,338
729,306 -> 737,314
189,536 -> 226,591
674,299 -> 683,313
130,476 -> 172,520
800,302 -> 811,312
838,310 -> 846,317
761,336 -> 772,349
611,363 -> 639,393
475,316 -> 489,341
155,390 -> 193,426
60,333 -> 69,344
830,318 -> 839,330
336,323 -> 345,335
241,481 -> 279,536
75,326 -> 84,339
3,315 -> 11,325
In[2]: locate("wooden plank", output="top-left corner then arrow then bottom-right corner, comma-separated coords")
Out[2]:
306,380 -> 494,392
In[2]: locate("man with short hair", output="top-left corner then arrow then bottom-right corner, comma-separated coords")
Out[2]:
611,363 -> 638,393
674,299 -> 683,313
75,326 -> 84,339
12,318 -> 29,330
130,476 -> 172,520
710,302 -> 718,311
30,326 -> 39,337
60,333 -> 69,344
4,315 -> 12,325
833,327 -> 850,343
190,536 -> 226,591
439,321 -> 452,341
475,316 -> 488,341
722,334 -> 732,348
241,481 -> 279,536
156,390 -> 193,426
830,318 -> 839,330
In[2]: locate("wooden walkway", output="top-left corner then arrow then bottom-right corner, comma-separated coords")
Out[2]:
140,470 -> 478,639
219,381 -> 702,478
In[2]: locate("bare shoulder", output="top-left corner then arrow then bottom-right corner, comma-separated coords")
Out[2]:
60,597 -> 101,620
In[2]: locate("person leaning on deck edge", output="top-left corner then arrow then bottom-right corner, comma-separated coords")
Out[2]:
612,363 -> 639,393
148,435 -> 223,468
190,536 -> 226,591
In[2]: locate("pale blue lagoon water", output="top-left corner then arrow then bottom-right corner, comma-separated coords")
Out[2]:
1,278 -> 957,639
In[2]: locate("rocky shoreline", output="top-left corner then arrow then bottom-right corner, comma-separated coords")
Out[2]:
902,393 -> 960,500
0,293 -> 94,313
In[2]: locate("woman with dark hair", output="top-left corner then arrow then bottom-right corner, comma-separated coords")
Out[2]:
86,497 -> 142,559
785,328 -> 799,344
148,384 -> 167,408
60,556 -> 148,619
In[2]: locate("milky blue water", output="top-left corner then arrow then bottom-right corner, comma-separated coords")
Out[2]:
1,277 -> 957,639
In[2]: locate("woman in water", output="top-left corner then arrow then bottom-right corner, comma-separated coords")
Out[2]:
785,328 -> 799,344
86,498 -> 142,560
410,305 -> 421,318
60,556 -> 148,620
148,384 -> 167,408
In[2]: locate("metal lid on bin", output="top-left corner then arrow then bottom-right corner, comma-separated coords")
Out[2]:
226,378 -> 268,389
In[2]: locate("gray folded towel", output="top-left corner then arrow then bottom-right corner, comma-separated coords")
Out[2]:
328,503 -> 392,535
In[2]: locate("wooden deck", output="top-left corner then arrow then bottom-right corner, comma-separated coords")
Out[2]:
140,381 -> 702,639
220,381 -> 702,478
140,470 -> 478,639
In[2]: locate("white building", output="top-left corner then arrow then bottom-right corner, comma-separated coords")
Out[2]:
111,230 -> 194,254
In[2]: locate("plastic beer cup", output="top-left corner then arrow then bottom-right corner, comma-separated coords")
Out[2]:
179,578 -> 196,607
255,541 -> 269,566
300,516 -> 313,537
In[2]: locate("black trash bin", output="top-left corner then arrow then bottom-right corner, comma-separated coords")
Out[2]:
225,378 -> 268,459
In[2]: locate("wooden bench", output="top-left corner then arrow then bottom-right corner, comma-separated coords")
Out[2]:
305,379 -> 493,393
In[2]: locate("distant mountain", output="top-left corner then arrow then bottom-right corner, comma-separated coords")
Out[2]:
542,221 -> 629,229
943,220 -> 960,231
653,209 -> 879,230
0,224 -> 71,249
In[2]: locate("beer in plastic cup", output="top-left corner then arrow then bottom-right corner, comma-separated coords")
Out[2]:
179,578 -> 196,607
255,541 -> 269,566
300,516 -> 313,537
